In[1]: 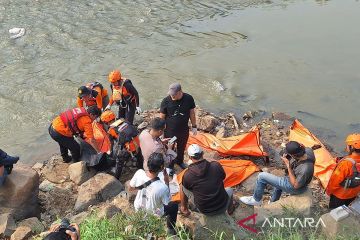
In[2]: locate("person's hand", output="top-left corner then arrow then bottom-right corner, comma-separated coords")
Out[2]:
191,127 -> 197,136
161,138 -> 171,144
104,104 -> 111,111
281,156 -> 290,168
136,106 -> 142,115
167,142 -> 176,150
66,223 -> 80,240
49,224 -> 60,232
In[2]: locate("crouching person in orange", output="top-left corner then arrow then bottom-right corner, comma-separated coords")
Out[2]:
100,110 -> 143,170
77,82 -> 109,111
326,134 -> 360,209
105,70 -> 141,124
49,106 -> 102,163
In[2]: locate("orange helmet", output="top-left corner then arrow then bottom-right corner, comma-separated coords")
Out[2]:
101,110 -> 116,123
345,134 -> 360,149
108,70 -> 121,83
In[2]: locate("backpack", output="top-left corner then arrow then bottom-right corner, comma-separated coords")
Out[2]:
339,158 -> 360,189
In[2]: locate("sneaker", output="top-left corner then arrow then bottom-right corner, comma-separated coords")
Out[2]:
177,162 -> 188,169
239,196 -> 262,206
62,155 -> 72,163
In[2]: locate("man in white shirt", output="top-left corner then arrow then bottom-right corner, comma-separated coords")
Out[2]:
138,117 -> 177,171
129,152 -> 178,235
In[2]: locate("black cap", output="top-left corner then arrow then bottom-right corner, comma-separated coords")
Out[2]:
147,152 -> 164,173
78,86 -> 91,98
285,141 -> 305,156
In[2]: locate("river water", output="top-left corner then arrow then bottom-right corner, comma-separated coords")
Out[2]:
1,0 -> 359,164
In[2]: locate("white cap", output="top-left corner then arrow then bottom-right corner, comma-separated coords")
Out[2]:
187,144 -> 203,157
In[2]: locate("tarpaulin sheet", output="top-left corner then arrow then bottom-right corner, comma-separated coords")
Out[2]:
289,119 -> 336,188
171,159 -> 260,202
187,127 -> 267,157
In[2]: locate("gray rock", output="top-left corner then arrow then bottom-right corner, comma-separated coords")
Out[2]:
10,226 -> 32,240
74,173 -> 124,213
39,180 -> 55,192
321,212 -> 360,238
97,204 -> 122,219
68,161 -> 96,185
240,172 -> 260,193
254,188 -> 314,222
32,162 -> 44,171
198,115 -> 219,132
18,217 -> 44,234
70,212 -> 90,225
0,164 -> 40,221
0,213 -> 16,237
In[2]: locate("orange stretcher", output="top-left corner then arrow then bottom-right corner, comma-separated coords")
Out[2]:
289,119 -> 336,188
171,159 -> 260,202
187,127 -> 267,157
86,122 -> 111,154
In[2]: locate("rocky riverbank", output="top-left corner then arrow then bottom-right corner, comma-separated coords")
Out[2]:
0,107 -> 337,239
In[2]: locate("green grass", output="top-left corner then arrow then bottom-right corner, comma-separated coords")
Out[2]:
33,208 -> 360,240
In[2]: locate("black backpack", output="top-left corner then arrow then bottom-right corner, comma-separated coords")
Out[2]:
339,158 -> 360,189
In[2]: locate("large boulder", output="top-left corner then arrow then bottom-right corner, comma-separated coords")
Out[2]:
198,115 -> 219,132
0,213 -> 16,237
42,157 -> 69,184
254,188 -> 314,222
97,204 -> 122,219
239,172 -> 259,193
18,217 -> 44,234
321,212 -> 360,239
10,226 -> 32,240
74,173 -> 124,212
0,164 -> 40,221
68,161 -> 96,185
177,212 -> 247,240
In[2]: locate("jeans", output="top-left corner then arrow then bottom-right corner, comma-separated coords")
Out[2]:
163,201 -> 178,230
253,172 -> 307,202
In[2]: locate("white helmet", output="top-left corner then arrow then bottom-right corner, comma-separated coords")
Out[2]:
187,144 -> 203,158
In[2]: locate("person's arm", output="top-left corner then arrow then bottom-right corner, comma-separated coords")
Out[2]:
282,157 -> 301,189
159,98 -> 167,119
190,108 -> 196,127
95,91 -> 103,109
125,81 -> 139,107
77,97 -> 83,108
128,170 -> 139,191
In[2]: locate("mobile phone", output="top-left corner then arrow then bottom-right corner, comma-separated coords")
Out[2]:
284,154 -> 292,160
169,136 -> 177,144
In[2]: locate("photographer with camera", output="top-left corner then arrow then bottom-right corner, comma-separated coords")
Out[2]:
0,149 -> 19,186
129,152 -> 178,235
240,141 -> 315,206
43,219 -> 80,240
139,117 -> 177,172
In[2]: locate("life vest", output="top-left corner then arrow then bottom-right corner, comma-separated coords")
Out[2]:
111,79 -> 135,104
60,107 -> 89,135
110,119 -> 139,153
338,158 -> 360,189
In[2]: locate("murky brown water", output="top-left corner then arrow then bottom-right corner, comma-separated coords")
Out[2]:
0,0 -> 359,164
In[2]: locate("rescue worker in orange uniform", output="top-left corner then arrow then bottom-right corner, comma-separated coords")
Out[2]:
326,134 -> 360,209
100,110 -> 143,170
105,70 -> 141,124
49,106 -> 102,163
77,82 -> 109,111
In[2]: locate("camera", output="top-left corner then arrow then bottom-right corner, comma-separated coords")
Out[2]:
279,149 -> 292,160
58,218 -> 77,238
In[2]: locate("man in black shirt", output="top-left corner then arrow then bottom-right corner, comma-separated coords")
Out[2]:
240,141 -> 315,206
180,144 -> 235,216
160,83 -> 197,169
